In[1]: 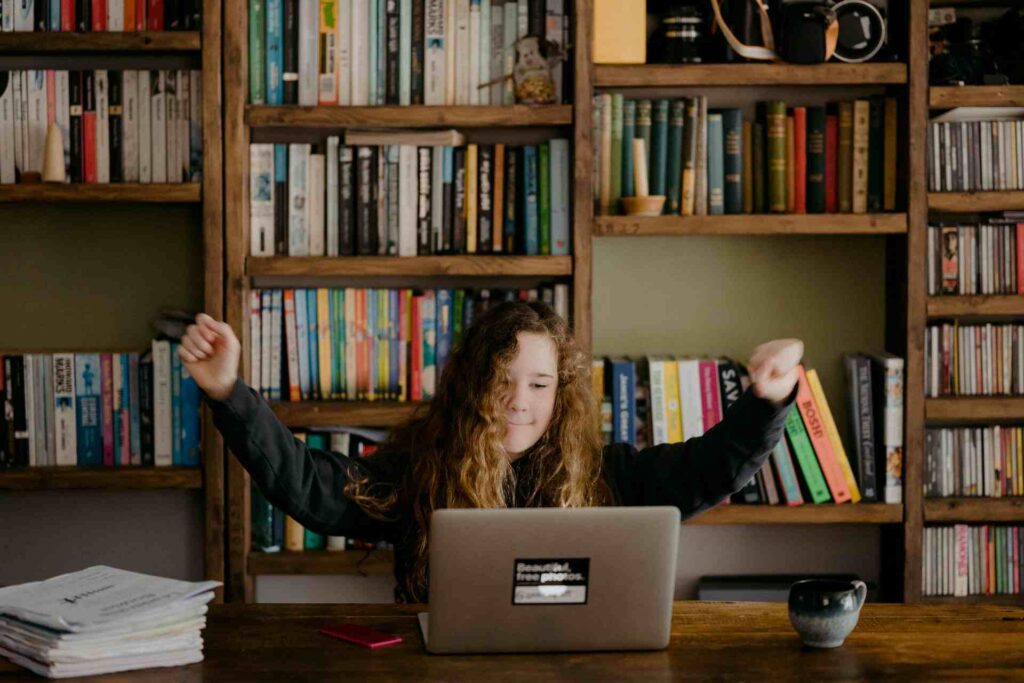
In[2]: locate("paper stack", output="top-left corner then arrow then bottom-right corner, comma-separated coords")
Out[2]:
0,565 -> 221,679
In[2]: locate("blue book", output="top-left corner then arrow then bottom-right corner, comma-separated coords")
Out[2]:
180,363 -> 201,467
609,358 -> 636,445
265,0 -> 284,104
129,352 -> 141,463
367,288 -> 378,400
707,112 -> 725,215
171,344 -> 182,466
523,145 -> 539,255
294,288 -> 311,400
399,0 -> 413,105
335,288 -> 346,399
649,100 -> 669,196
306,288 -> 319,400
112,355 -> 122,466
389,289 -> 400,400
49,0 -> 59,31
75,354 -> 103,466
665,100 -> 684,214
422,290 -> 436,400
436,289 -> 452,375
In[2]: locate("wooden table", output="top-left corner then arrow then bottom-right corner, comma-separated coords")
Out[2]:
1,601 -> 1022,681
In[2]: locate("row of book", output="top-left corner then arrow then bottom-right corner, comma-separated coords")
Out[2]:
0,0 -> 200,31
250,428 -> 391,553
0,343 -> 201,469
923,524 -> 1022,597
0,69 -> 202,185
925,426 -> 1024,498
591,353 -> 904,505
925,323 -> 1024,398
247,0 -> 570,107
928,116 -> 1024,193
592,96 -> 899,217
249,133 -> 570,257
927,218 -> 1024,296
250,285 -> 569,402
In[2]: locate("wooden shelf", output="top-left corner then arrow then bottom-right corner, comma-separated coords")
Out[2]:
927,295 -> 1024,317
246,105 -> 573,128
248,550 -> 394,576
0,31 -> 201,52
247,255 -> 573,278
930,85 -> 1024,108
924,498 -> 1024,523
922,594 -> 1024,606
928,192 -> 1024,213
0,183 -> 201,203
685,503 -> 903,525
0,467 -> 202,490
926,397 -> 1024,422
593,213 -> 907,236
272,401 -> 424,428
593,63 -> 907,87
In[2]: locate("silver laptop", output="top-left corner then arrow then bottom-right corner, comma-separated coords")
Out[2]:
418,506 -> 680,654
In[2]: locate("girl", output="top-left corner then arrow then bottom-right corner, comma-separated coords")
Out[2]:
181,301 -> 802,603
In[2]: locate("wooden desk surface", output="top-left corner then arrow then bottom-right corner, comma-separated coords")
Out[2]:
1,601 -> 1022,681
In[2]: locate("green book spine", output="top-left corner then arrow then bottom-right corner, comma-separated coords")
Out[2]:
867,96 -> 885,212
650,99 -> 669,197
784,407 -> 832,504
707,112 -> 725,215
249,0 -> 266,104
766,100 -> 787,213
301,432 -> 328,549
635,99 -> 652,179
621,99 -> 636,198
610,93 -> 623,214
806,106 -> 826,214
721,108 -> 743,214
753,119 -> 765,213
539,141 -> 551,255
453,289 -> 465,348
665,99 -> 684,214
838,101 -> 854,212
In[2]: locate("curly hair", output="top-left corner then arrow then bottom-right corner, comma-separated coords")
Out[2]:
343,299 -> 609,601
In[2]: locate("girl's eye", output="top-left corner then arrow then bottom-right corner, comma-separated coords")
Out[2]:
531,384 -> 549,389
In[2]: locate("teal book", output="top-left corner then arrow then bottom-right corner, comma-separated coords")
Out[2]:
610,93 -> 623,214
302,434 -> 328,550
806,106 -> 826,213
650,99 -> 669,196
249,0 -> 266,104
621,99 -> 636,198
265,0 -> 284,104
306,289 -> 320,401
867,96 -> 885,212
784,408 -> 832,504
707,112 -> 725,215
251,485 -> 280,552
753,116 -> 765,213
635,99 -> 652,177
539,142 -> 551,254
665,99 -> 684,214
75,353 -> 103,466
400,0 -> 413,105
721,108 -> 744,214
332,288 -> 345,399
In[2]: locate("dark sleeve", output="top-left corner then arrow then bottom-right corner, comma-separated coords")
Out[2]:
206,379 -> 402,542
603,386 -> 797,520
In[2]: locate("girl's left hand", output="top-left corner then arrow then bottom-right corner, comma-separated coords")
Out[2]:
747,339 -> 804,406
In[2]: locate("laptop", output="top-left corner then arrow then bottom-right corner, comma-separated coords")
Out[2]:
418,506 -> 680,654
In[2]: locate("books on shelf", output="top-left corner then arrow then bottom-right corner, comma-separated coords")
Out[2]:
249,135 -> 570,257
926,425 -> 1024,498
928,108 -> 1024,193
925,322 -> 1024,397
0,69 -> 202,185
0,342 -> 202,470
0,0 -> 202,32
250,284 -> 569,402
923,524 -> 1022,598
927,216 -> 1024,296
247,0 -> 571,106
593,94 -> 899,216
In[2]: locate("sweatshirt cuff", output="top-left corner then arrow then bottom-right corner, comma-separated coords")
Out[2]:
203,378 -> 258,418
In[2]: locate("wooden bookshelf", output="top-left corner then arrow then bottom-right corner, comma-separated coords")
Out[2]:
922,594 -> 1024,606
928,192 -> 1024,213
271,401 -> 424,428
0,183 -> 201,203
247,255 -> 573,278
0,467 -> 202,490
592,213 -> 907,237
246,105 -> 573,128
929,85 -> 1024,108
0,31 -> 200,52
925,397 -> 1024,422
248,550 -> 395,576
593,63 -> 907,87
686,504 -> 904,526
924,498 -> 1024,523
927,295 -> 1024,318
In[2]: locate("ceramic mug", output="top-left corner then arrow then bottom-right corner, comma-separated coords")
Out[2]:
788,579 -> 867,648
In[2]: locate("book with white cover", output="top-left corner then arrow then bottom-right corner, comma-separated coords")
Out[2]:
0,71 -> 15,183
424,0 -> 445,105
288,143 -> 311,255
94,70 -> 109,182
298,0 -> 318,106
249,143 -> 276,256
27,70 -> 46,174
52,353 -> 77,466
138,70 -> 152,183
152,339 -> 172,466
55,70 -> 70,182
398,144 -> 417,256
150,71 -> 166,183
122,70 -> 139,182
308,151 -> 326,255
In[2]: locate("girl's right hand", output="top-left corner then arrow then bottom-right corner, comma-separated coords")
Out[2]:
178,313 -> 241,402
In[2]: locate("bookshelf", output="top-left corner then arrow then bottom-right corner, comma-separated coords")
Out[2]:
0,5 -> 225,598
592,213 -> 908,237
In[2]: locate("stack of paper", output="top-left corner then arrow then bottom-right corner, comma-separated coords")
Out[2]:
0,566 -> 220,679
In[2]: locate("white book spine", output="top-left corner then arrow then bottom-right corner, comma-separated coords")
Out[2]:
649,359 -> 667,446
249,143 -> 276,256
468,0 -> 479,105
107,0 -> 124,29
260,290 -> 273,396
55,70 -> 69,182
2,2 -> 14,32
122,70 -> 139,182
478,0 -> 489,105
326,136 -> 339,256
95,70 -> 109,182
549,137 -> 569,255
398,144 -> 417,256
430,145 -> 443,252
489,0 -> 503,104
164,69 -> 177,183
42,355 -> 54,466
553,283 -> 569,321
150,71 -> 166,183
27,69 -> 45,174
308,152 -> 326,255
270,289 -> 283,400
14,72 -> 25,178
189,69 -> 202,182
318,0 -> 339,104
298,0 -> 319,106
351,0 -> 369,105
678,359 -> 704,439
53,353 -> 77,466
288,142 -> 311,255
138,70 -> 152,183
516,0 -> 527,37
502,1 -> 516,104
0,71 -> 15,183
455,0 -> 469,104
153,339 -> 172,466
24,354 -> 36,466
444,0 -> 457,105
14,0 -> 32,30
336,0 -> 352,105
250,289 -> 262,390
424,0 -> 445,105
178,70 -> 189,182
285,289 -> 301,398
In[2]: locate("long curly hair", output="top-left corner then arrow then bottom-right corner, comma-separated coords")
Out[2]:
343,300 -> 609,601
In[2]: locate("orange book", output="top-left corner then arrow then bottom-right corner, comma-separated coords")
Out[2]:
493,144 -> 505,252
793,107 -> 806,214
283,290 -> 301,402
795,365 -> 852,503
124,0 -> 135,32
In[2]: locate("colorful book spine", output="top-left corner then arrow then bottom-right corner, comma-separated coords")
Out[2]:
784,405 -> 831,504
806,106 -> 826,214
795,365 -> 852,503
766,100 -> 786,213
721,108 -> 743,214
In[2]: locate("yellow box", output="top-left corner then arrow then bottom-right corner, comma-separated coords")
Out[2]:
593,0 -> 647,64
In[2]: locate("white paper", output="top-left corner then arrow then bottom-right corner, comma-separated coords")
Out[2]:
0,644 -> 203,679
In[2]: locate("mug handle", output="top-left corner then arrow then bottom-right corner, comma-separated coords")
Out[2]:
852,580 -> 867,608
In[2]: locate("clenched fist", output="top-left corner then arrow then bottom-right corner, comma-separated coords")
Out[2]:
747,338 -> 804,406
178,313 -> 241,402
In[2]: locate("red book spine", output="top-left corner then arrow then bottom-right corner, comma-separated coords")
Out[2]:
795,365 -> 852,503
147,0 -> 163,30
83,70 -> 97,183
283,290 -> 300,402
794,107 -> 807,214
410,294 -> 423,401
91,0 -> 106,30
135,0 -> 146,30
61,0 -> 75,31
100,353 -> 114,466
825,114 -> 838,213
398,289 -> 408,401
698,359 -> 723,433
1017,224 -> 1024,295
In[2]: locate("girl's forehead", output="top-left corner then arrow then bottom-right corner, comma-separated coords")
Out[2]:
511,333 -> 558,372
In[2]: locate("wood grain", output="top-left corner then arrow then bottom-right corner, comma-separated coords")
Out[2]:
246,105 -> 573,128
593,213 -> 908,236
271,401 -> 426,427
594,63 -> 907,87
688,503 -> 904,525
0,31 -> 200,52
928,192 -> 1024,212
923,498 -> 1024,523
248,550 -> 395,576
927,295 -> 1024,317
247,255 -> 574,278
0,467 -> 202,490
930,86 -> 1024,108
0,183 -> 200,202
926,397 -> 1024,422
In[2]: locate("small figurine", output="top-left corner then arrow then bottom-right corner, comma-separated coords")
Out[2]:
478,35 -> 566,105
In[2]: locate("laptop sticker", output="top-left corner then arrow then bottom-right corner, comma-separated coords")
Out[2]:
512,558 -> 590,605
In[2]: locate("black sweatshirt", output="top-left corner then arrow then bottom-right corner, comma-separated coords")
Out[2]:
207,379 -> 796,602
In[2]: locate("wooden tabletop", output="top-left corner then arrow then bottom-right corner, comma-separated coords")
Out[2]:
1,601 -> 1022,681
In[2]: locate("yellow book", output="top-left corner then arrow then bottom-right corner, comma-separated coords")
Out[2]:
466,144 -> 478,253
317,288 -> 332,400
806,368 -> 862,502
593,0 -> 646,64
592,359 -> 605,409
663,359 -> 684,443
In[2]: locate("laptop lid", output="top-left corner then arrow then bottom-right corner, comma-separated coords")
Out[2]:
423,506 -> 680,654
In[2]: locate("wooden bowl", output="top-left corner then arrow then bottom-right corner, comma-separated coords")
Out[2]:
621,195 -> 666,216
